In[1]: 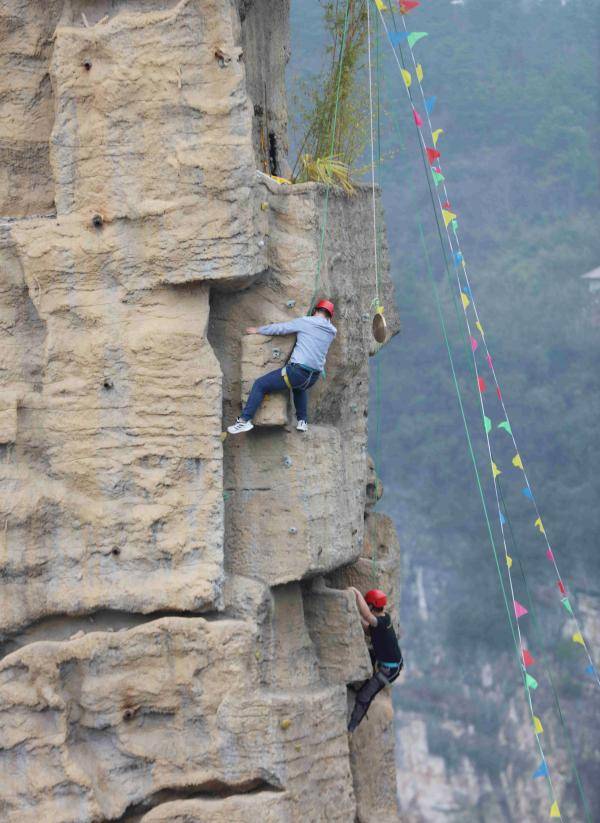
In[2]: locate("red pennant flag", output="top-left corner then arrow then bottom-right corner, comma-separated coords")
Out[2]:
557,580 -> 566,595
426,147 -> 440,164
413,109 -> 423,127
442,200 -> 451,209
478,376 -> 487,393
399,0 -> 420,12
496,387 -> 502,401
522,649 -> 535,667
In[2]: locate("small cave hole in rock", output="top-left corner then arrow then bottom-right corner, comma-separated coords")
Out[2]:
111,547 -> 121,557
268,131 -> 278,176
92,213 -> 103,229
102,378 -> 114,390
82,58 -> 92,71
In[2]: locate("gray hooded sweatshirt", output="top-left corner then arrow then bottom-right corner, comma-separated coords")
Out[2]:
257,315 -> 337,372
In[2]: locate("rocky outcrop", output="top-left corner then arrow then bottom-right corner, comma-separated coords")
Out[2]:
0,2 -> 402,820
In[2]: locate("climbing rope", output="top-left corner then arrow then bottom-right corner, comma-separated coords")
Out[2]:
390,3 -> 599,694
370,1 -> 593,815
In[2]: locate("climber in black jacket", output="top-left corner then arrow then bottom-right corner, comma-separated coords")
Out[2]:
347,587 -> 403,733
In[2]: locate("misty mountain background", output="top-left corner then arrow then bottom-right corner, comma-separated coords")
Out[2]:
288,0 -> 599,819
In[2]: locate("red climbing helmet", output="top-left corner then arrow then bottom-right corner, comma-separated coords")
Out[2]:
314,299 -> 334,319
365,589 -> 387,609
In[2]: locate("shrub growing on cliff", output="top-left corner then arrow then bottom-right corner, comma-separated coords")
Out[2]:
292,0 -> 369,189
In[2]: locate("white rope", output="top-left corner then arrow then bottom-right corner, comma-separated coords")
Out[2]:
366,0 -> 380,305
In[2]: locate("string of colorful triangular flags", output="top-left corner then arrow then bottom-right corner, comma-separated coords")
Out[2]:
371,1 -> 597,819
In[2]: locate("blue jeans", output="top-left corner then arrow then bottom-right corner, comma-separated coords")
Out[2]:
242,363 -> 320,422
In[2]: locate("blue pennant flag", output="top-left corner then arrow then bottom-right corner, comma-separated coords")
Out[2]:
389,31 -> 409,47
533,761 -> 549,779
499,511 -> 506,526
522,487 -> 534,500
462,284 -> 472,297
425,96 -> 436,114
454,251 -> 463,266
585,664 -> 597,677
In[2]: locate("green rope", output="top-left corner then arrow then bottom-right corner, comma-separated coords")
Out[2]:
310,0 -> 352,312
498,482 -> 592,822
416,221 -> 560,808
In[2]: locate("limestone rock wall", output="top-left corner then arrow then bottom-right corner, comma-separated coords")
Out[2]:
0,2 -> 403,821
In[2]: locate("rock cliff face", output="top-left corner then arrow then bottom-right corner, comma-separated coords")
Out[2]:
0,2 -> 402,821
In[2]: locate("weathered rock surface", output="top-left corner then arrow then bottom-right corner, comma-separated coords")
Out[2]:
0,1 -> 402,820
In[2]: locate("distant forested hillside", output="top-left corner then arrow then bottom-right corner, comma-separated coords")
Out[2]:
289,0 -> 599,818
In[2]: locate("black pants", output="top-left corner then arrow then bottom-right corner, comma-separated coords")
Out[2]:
348,663 -> 401,732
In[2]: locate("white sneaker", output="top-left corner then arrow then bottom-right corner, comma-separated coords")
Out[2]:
296,420 -> 308,432
227,418 -> 254,434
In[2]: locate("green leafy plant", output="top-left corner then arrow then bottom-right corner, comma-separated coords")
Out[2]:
292,0 -> 370,189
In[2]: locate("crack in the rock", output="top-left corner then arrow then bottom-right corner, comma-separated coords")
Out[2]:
0,608 -> 225,661
114,778 -> 284,822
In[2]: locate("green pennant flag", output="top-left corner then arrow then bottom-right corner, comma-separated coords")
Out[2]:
432,170 -> 445,186
484,416 -> 492,434
498,420 -> 512,434
525,672 -> 538,690
451,219 -> 458,232
407,31 -> 428,48
561,596 -> 573,616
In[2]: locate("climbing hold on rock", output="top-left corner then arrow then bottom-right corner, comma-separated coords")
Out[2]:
286,299 -> 296,308
258,239 -> 265,247
91,213 -> 104,228
272,348 -> 281,360
288,527 -> 297,535
214,47 -> 231,67
82,58 -> 92,71
283,455 -> 292,468
260,201 -> 269,211
220,431 -> 227,441
102,378 -> 113,390
111,546 -> 120,557
279,717 -> 292,730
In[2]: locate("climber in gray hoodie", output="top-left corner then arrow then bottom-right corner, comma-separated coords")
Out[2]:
227,300 -> 337,434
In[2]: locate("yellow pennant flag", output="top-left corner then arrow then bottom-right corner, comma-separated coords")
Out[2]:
416,63 -> 424,82
374,0 -> 388,9
476,320 -> 484,336
442,209 -> 457,227
460,292 -> 470,309
492,462 -> 501,478
534,517 -> 546,535
506,555 -> 513,569
572,632 -> 584,645
401,69 -> 412,88
550,801 -> 560,818
512,453 -> 523,469
432,128 -> 443,146
533,715 -> 544,734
